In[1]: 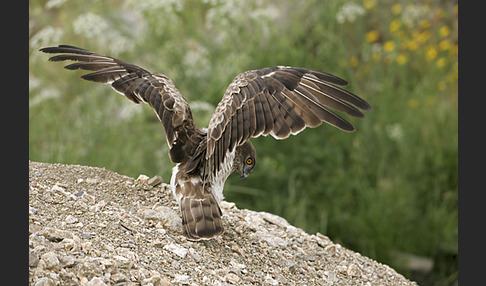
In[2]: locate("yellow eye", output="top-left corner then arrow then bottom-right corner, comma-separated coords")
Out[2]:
246,158 -> 253,165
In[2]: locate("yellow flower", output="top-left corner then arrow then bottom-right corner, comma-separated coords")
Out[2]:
372,52 -> 382,63
438,39 -> 452,51
439,26 -> 451,38
436,57 -> 446,68
425,46 -> 438,61
408,99 -> 419,108
416,30 -> 431,45
366,30 -> 379,43
451,44 -> 458,56
391,4 -> 402,15
363,0 -> 376,9
396,54 -> 408,65
406,40 -> 419,51
383,41 -> 395,52
389,19 -> 401,34
350,56 -> 359,68
446,73 -> 457,84
420,19 -> 431,29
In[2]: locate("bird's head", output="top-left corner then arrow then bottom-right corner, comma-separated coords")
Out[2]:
234,140 -> 256,180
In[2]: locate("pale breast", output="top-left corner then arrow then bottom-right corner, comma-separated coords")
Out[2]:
209,150 -> 236,203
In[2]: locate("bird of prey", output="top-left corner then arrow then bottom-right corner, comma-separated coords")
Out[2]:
40,45 -> 371,240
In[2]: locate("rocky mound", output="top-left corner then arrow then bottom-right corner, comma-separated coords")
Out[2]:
29,161 -> 417,285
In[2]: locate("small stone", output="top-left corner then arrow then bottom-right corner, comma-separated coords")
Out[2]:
59,255 -> 77,268
81,241 -> 93,253
324,271 -> 338,283
304,255 -> 315,262
90,200 -> 106,212
159,277 -> 173,286
316,232 -> 330,241
78,192 -> 96,204
113,255 -> 129,263
231,245 -> 243,256
315,232 -> 331,247
29,250 -> 39,267
40,251 -> 60,270
156,227 -> 167,236
172,274 -> 190,285
51,184 -> 65,194
141,206 -> 181,232
29,206 -> 38,215
97,200 -> 106,208
34,277 -> 55,286
163,243 -> 188,258
264,274 -> 278,286
136,174 -> 149,184
74,222 -> 84,228
81,232 -> 92,239
188,247 -> 202,262
336,266 -> 347,277
152,239 -> 165,248
77,261 -> 103,280
220,201 -> 236,209
155,206 -> 182,231
141,209 -> 164,220
85,277 -> 108,286
325,244 -> 336,256
148,175 -> 163,187
142,275 -> 161,285
347,264 -> 361,277
261,212 -> 289,228
224,273 -> 241,284
275,273 -> 288,285
110,272 -> 127,283
65,215 -> 78,224
85,178 -> 99,184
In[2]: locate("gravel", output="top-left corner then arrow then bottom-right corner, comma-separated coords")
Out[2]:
29,161 -> 418,285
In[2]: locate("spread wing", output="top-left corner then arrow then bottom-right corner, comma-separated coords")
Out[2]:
206,66 -> 371,172
40,45 -> 202,163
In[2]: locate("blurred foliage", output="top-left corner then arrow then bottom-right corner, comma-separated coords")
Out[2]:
29,0 -> 457,285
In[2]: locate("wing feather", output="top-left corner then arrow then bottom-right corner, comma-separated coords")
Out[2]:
230,114 -> 238,155
252,95 -> 265,135
40,45 -> 202,163
258,88 -> 275,135
236,107 -> 244,145
206,66 -> 371,172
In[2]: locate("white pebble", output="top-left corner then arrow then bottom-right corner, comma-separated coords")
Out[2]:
163,243 -> 188,258
65,215 -> 78,224
136,174 -> 149,184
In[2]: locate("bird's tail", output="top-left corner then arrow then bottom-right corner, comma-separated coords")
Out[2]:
180,193 -> 224,240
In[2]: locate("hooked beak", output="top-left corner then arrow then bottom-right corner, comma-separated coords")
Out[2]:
240,172 -> 249,180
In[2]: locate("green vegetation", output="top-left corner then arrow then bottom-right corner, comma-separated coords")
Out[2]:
29,0 -> 457,285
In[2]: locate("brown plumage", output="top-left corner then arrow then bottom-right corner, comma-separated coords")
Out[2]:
40,45 -> 371,240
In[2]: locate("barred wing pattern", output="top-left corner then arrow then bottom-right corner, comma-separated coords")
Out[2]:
39,45 -> 202,164
206,66 -> 371,173
40,45 -> 371,240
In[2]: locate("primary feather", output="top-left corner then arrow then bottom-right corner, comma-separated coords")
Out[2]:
40,45 -> 371,240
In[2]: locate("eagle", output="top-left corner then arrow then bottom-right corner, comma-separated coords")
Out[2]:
40,45 -> 371,240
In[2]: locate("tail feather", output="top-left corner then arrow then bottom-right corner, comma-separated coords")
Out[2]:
180,195 -> 224,240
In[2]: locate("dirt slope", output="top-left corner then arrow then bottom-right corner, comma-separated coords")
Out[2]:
29,161 -> 417,285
